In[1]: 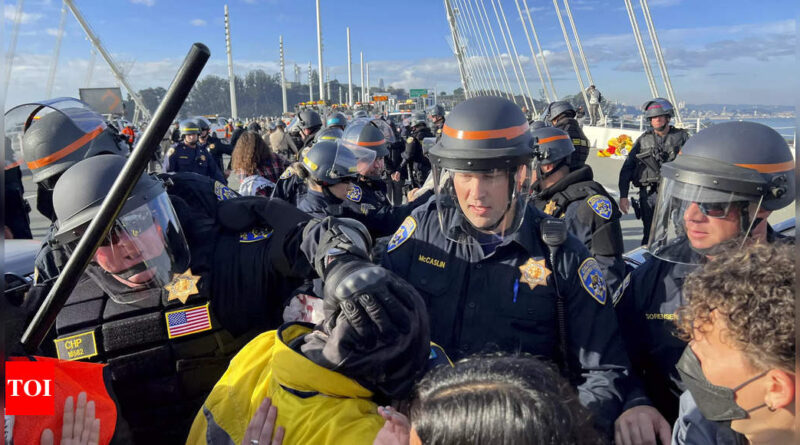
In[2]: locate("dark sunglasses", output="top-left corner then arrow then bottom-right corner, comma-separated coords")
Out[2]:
695,201 -> 746,219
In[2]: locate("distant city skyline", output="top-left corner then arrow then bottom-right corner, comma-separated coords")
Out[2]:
2,0 -> 795,109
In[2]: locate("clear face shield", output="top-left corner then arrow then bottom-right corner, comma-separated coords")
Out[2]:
5,99 -> 113,187
341,119 -> 383,178
63,192 -> 191,303
369,119 -> 397,144
648,176 -> 764,265
432,162 -> 533,245
333,141 -> 372,181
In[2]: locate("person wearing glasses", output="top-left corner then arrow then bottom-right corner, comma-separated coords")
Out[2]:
611,121 -> 795,445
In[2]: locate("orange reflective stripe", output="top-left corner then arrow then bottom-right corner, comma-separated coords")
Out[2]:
538,134 -> 570,144
442,122 -> 529,141
352,139 -> 386,147
5,160 -> 22,170
26,125 -> 105,170
734,160 -> 794,174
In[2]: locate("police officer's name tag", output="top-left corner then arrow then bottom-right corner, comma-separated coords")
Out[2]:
55,331 -> 98,361
387,216 -> 417,252
579,258 -> 607,305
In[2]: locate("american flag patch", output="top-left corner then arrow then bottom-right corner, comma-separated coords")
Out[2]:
165,303 -> 212,339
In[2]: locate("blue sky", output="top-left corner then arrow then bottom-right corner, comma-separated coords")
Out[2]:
2,0 -> 797,109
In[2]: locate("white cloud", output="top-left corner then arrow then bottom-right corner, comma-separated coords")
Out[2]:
190,19 -> 206,27
45,28 -> 66,37
4,4 -> 43,24
130,0 -> 155,7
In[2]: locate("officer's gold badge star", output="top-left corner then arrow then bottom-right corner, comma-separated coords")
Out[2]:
165,269 -> 200,304
518,258 -> 552,291
544,200 -> 558,216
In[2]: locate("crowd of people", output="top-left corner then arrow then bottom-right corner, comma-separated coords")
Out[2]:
2,92 -> 796,445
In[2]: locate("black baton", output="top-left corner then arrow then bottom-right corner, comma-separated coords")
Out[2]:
20,43 -> 211,353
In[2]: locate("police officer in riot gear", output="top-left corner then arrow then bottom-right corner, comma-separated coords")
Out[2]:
341,118 -> 392,208
4,98 -> 129,282
618,98 -> 690,245
271,128 -> 345,206
427,103 -> 446,142
530,127 -> 626,293
543,100 -> 590,170
398,111 -> 433,188
326,112 -> 348,130
45,154 -> 327,443
4,136 -> 32,239
163,119 -> 227,184
297,109 -> 324,151
613,121 -> 794,444
381,95 -> 640,437
296,140 -> 362,218
197,117 -> 232,173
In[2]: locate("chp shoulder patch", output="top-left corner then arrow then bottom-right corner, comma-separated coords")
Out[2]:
587,195 -> 612,220
387,216 -> 417,253
578,257 -> 607,305
214,181 -> 238,201
346,184 -> 363,202
612,273 -> 632,307
239,227 -> 273,243
406,137 -> 414,144
166,147 -> 176,157
280,169 -> 294,180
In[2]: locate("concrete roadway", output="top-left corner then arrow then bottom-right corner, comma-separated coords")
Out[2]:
20,149 -> 794,254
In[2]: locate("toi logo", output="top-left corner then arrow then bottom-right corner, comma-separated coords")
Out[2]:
5,361 -> 56,415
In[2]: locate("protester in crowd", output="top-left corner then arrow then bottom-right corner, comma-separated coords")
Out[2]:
374,354 -> 605,445
673,242 -> 795,445
231,131 -> 289,196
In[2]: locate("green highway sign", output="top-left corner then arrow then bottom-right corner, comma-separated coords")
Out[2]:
409,89 -> 428,98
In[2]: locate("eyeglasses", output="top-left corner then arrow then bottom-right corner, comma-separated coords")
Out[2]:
76,207 -> 156,246
695,201 -> 745,219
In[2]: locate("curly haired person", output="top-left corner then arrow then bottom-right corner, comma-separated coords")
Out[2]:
674,242 -> 795,445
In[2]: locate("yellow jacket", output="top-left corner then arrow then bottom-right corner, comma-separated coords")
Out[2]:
186,323 -> 384,445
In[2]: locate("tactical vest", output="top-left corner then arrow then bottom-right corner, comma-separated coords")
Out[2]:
554,118 -> 589,170
52,276 -> 248,443
539,180 -> 624,257
50,175 -> 263,443
541,180 -> 608,219
634,128 -> 687,187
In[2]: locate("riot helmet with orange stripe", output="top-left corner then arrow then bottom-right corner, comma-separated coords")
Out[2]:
649,121 -> 795,264
427,96 -> 534,244
5,98 -> 127,190
341,118 -> 389,179
530,127 -> 574,192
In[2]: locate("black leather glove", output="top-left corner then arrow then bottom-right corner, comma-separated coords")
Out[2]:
301,259 -> 430,399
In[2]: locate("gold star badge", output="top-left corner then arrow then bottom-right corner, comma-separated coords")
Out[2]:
544,200 -> 558,216
518,258 -> 552,291
165,269 -> 201,304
